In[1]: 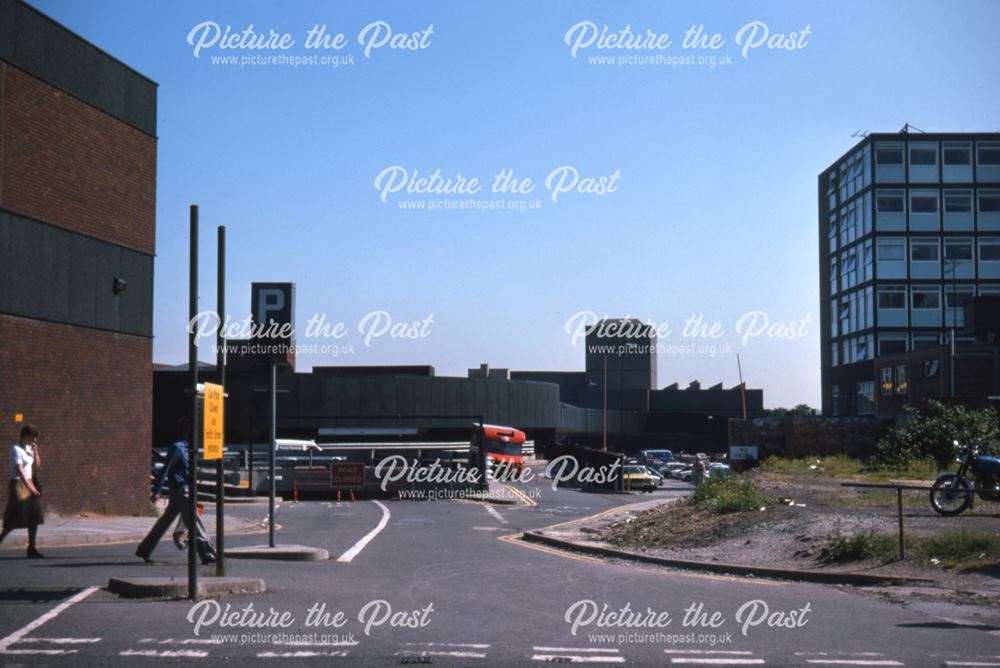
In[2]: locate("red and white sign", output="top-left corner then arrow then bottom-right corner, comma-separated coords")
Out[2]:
331,462 -> 365,488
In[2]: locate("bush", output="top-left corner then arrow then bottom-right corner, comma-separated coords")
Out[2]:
876,401 -> 1000,468
819,522 -> 897,563
692,475 -> 771,515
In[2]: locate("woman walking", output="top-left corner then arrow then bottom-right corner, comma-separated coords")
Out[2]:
0,424 -> 45,558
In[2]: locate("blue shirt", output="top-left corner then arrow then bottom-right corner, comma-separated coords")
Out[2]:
153,440 -> 190,495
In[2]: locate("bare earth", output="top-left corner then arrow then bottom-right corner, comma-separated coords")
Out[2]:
587,473 -> 1000,627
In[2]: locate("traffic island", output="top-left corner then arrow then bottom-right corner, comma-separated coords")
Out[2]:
108,576 -> 266,600
225,544 -> 329,561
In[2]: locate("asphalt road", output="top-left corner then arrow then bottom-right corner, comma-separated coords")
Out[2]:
0,477 -> 997,667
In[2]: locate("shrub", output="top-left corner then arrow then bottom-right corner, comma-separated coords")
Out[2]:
876,401 -> 1000,468
819,522 -> 897,563
692,475 -> 771,515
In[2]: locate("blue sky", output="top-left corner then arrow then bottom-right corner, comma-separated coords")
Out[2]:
32,0 -> 1000,407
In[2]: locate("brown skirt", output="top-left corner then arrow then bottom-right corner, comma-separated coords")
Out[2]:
3,479 -> 44,529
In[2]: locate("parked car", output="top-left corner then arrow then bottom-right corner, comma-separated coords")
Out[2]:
659,462 -> 687,478
639,449 -> 674,466
675,464 -> 696,482
623,465 -> 658,493
707,463 -> 732,479
643,466 -> 665,486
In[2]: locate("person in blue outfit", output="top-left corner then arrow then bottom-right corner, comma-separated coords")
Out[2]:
136,417 -> 216,564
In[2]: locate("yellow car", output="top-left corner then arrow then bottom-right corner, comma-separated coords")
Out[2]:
623,465 -> 658,493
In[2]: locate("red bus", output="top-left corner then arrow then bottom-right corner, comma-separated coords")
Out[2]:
480,423 -> 526,476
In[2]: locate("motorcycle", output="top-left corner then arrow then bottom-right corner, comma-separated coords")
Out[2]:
929,440 -> 1000,516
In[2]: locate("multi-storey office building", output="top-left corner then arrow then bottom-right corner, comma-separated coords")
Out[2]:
820,132 -> 1000,416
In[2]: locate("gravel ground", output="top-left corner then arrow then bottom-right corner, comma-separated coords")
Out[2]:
596,472 -> 1000,589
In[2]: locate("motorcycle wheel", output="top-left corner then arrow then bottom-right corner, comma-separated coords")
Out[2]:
929,474 -> 973,516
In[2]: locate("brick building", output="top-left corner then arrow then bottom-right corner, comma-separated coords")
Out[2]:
0,0 -> 157,514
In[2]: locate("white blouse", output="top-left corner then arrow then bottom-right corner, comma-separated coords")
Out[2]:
10,444 -> 35,481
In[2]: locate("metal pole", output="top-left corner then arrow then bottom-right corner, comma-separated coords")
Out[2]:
215,225 -> 226,576
896,488 -> 905,561
269,360 -> 277,548
188,205 -> 199,601
602,357 -> 608,452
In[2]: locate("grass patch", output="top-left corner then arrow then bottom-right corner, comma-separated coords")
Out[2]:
819,525 -> 1000,568
916,530 -> 1000,569
761,455 -> 940,482
819,523 -> 898,564
692,475 -> 771,515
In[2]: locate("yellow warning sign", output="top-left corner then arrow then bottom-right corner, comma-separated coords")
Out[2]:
203,383 -> 224,460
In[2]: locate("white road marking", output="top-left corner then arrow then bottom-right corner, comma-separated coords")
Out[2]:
403,642 -> 490,649
797,653 -> 885,657
484,504 -> 508,524
532,655 -> 626,664
665,650 -> 755,655
257,650 -> 350,658
396,649 -> 488,658
945,663 -> 1000,667
806,661 -> 902,666
0,649 -> 79,655
533,646 -> 624,663
670,660 -> 764,665
17,637 -> 100,644
120,649 -> 209,658
0,586 -> 99,654
337,500 -> 391,563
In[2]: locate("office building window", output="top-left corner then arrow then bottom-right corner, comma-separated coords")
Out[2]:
877,239 -> 905,261
831,385 -> 840,416
857,381 -> 875,415
911,239 -> 940,279
880,367 -> 893,396
831,343 -> 839,367
943,142 -> 971,166
911,239 -> 939,261
878,332 -> 908,355
945,285 -> 976,327
977,141 -> 1000,181
981,285 -> 1000,296
909,142 -> 938,183
877,285 -> 907,328
910,190 -> 940,231
909,144 -> 937,165
979,190 -> 1000,231
911,286 -> 941,326
912,334 -> 940,350
944,238 -> 974,279
911,286 -> 940,309
877,191 -> 905,212
944,189 -> 974,231
876,189 -> 906,231
980,239 -> 1000,279
894,365 -> 908,395
876,146 -> 903,166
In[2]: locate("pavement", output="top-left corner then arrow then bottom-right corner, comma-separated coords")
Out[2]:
1,476 -> 999,666
0,501 -> 269,551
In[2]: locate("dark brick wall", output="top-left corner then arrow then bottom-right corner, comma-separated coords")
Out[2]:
0,314 -> 152,516
0,63 -> 156,254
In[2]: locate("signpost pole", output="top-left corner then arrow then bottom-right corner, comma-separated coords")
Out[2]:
269,360 -> 277,548
215,225 -> 226,576
188,205 -> 199,602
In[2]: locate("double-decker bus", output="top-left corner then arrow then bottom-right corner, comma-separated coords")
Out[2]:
480,423 -> 526,477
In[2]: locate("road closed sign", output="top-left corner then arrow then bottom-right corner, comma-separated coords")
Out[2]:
203,382 -> 224,460
331,462 -> 365,488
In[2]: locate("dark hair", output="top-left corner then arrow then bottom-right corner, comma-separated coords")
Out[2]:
20,423 -> 39,440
